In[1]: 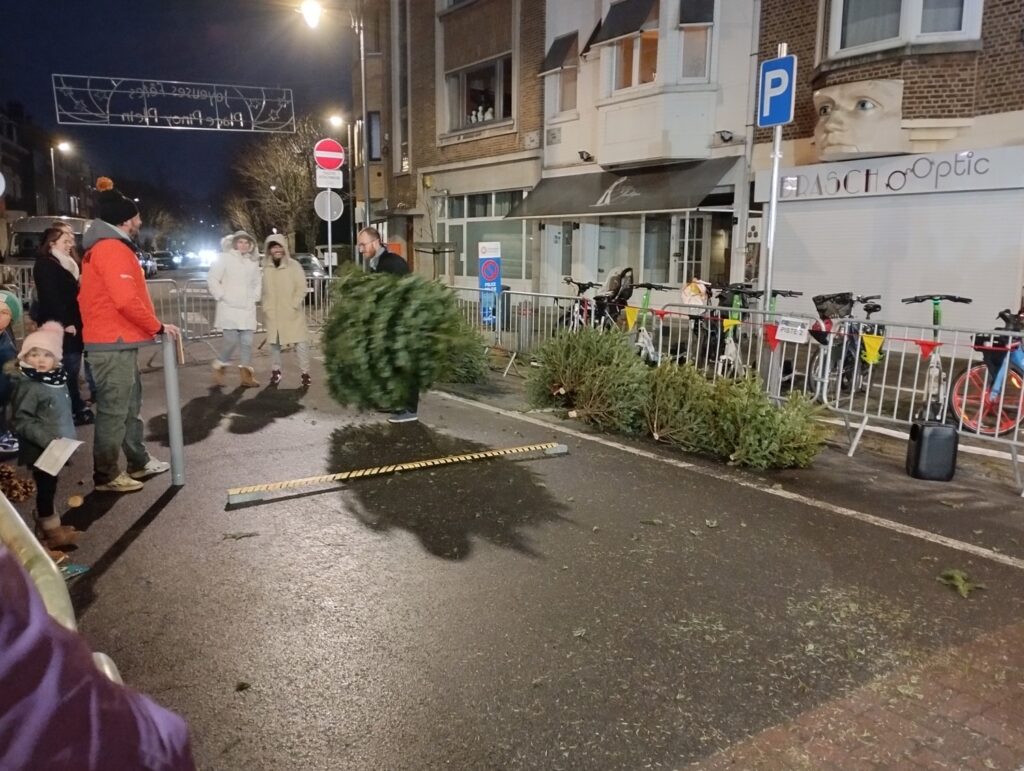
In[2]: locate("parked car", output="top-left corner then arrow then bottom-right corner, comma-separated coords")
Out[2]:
152,250 -> 177,270
295,253 -> 328,303
137,251 -> 158,278
7,215 -> 90,264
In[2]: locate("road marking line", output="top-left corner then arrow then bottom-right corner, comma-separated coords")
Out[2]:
437,392 -> 1024,572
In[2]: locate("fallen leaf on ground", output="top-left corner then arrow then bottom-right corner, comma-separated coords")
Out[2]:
572,628 -> 587,638
222,532 -> 260,541
937,569 -> 986,598
67,495 -> 84,508
235,681 -> 251,692
705,519 -> 719,529
639,519 -> 663,526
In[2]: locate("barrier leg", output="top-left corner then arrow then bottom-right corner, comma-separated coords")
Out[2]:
1011,446 -> 1024,498
847,415 -> 870,458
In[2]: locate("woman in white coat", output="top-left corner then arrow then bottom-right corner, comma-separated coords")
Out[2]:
261,234 -> 311,387
207,230 -> 262,387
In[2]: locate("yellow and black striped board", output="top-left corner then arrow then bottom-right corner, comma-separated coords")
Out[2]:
226,442 -> 569,505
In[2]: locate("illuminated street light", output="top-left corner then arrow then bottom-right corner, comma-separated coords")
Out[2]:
328,114 -> 343,128
299,0 -> 322,28
50,141 -> 72,215
301,0 -> 371,267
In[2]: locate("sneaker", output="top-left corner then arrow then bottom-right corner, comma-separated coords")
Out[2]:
270,369 -> 283,385
0,431 -> 18,454
387,410 -> 419,424
301,372 -> 311,387
95,472 -> 144,493
129,458 -> 171,480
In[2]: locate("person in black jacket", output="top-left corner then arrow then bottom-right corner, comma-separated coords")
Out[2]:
32,227 -> 92,425
356,227 -> 419,422
358,226 -> 409,276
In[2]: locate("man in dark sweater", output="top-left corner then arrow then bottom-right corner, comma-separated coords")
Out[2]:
356,227 -> 418,423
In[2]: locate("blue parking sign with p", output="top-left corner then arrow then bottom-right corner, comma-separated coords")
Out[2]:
757,54 -> 797,128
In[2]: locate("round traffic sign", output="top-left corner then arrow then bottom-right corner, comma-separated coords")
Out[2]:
314,190 -> 344,222
480,258 -> 500,282
314,138 -> 345,170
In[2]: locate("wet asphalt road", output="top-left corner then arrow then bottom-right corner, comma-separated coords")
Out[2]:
50,351 -> 1024,770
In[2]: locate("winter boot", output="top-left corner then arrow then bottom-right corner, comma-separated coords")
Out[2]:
211,359 -> 226,387
270,368 -> 283,386
36,523 -> 81,551
239,365 -> 259,388
301,372 -> 311,388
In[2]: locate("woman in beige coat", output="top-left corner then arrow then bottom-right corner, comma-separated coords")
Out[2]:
261,235 -> 311,386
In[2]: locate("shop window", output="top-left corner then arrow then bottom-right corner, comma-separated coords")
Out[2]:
437,191 -> 529,280
446,55 -> 514,131
829,0 -> 981,58
468,220 -> 526,281
598,217 -> 641,278
679,0 -> 713,81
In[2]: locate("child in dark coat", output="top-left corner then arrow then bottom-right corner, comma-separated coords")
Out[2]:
8,321 -> 80,562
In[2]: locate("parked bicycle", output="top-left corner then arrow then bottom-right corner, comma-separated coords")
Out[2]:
901,293 -> 972,421
950,305 -> 1024,436
809,292 -> 884,402
557,267 -> 634,332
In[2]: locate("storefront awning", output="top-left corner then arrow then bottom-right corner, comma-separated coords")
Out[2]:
505,157 -> 737,220
590,0 -> 657,47
539,32 -> 579,76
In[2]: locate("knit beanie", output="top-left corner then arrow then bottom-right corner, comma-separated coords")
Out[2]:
95,176 -> 139,226
0,289 -> 22,324
19,321 -> 64,364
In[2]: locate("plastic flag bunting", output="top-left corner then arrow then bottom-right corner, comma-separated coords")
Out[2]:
860,333 -> 884,364
764,323 -> 779,351
722,318 -> 741,333
913,339 -> 942,360
624,306 -> 638,331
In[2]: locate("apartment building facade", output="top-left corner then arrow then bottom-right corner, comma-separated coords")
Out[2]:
751,0 -> 1024,328
353,0 -> 546,289
513,0 -> 758,296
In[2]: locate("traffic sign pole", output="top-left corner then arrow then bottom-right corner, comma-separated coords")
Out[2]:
763,42 -> 788,313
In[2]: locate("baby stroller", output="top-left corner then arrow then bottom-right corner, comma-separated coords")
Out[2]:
592,266 -> 634,328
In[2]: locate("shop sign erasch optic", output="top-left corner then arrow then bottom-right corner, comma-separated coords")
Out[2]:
754,145 -> 1024,203
52,74 -> 295,133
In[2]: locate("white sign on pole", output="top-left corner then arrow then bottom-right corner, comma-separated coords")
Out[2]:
314,190 -> 344,222
316,168 -> 344,189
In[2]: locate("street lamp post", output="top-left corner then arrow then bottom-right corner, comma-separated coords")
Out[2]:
49,141 -> 71,215
302,0 -> 372,266
329,114 -> 357,259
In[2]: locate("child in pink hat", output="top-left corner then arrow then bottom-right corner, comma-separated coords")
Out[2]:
7,321 -> 80,563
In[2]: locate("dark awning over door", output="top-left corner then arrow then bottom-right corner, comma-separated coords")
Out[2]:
590,0 -> 658,47
506,157 -> 738,220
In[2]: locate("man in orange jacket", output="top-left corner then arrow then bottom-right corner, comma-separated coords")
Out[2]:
79,178 -> 181,493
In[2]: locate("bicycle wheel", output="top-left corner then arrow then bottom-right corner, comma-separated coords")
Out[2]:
950,364 -> 1024,436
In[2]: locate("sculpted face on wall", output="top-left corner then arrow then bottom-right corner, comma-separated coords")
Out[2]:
813,79 -> 909,161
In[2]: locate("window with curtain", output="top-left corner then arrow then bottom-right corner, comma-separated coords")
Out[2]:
613,2 -> 659,91
831,0 -> 977,56
446,55 -> 514,131
679,0 -> 713,80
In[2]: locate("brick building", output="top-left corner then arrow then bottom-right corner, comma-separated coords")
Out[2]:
353,0 -> 546,287
751,0 -> 1024,328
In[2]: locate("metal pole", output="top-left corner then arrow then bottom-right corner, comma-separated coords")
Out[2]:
358,0 -> 371,268
762,42 -> 786,314
348,122 -> 356,259
162,335 -> 185,486
327,190 -> 333,278
49,147 -> 57,215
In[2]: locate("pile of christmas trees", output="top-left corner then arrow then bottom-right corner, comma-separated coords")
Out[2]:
322,269 -> 487,411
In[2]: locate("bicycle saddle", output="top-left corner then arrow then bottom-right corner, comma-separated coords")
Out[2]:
863,302 -> 882,315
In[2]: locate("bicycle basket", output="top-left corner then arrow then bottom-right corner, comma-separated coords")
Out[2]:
812,292 -> 853,320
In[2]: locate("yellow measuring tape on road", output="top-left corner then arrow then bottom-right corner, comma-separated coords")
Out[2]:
226,442 -> 569,505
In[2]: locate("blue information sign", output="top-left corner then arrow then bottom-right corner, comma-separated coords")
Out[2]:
478,243 -> 502,325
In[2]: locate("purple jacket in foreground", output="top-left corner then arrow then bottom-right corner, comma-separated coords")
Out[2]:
0,545 -> 195,770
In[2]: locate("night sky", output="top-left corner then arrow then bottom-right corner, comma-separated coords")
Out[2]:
1,0 -> 353,200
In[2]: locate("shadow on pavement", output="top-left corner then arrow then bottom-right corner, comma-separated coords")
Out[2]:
69,486 -> 181,614
328,422 -> 570,560
63,489 -> 123,532
146,386 -> 247,446
226,384 -> 307,435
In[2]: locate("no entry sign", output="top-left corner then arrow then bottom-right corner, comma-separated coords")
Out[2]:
313,138 -> 345,170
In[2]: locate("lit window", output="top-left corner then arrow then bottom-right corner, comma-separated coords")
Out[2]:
539,34 -> 579,114
829,0 -> 982,58
613,2 -> 659,91
446,55 -> 514,131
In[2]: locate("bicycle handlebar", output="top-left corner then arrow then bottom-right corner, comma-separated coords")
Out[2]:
633,282 -> 677,291
563,277 -> 598,292
901,294 -> 973,304
732,287 -> 803,298
855,294 -> 881,303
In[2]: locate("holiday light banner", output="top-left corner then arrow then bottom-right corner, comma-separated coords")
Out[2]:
52,74 -> 295,133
